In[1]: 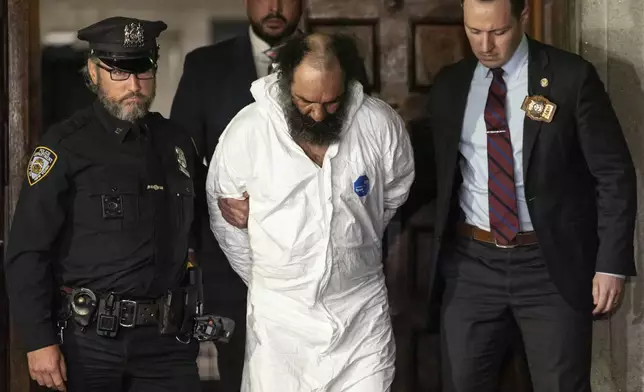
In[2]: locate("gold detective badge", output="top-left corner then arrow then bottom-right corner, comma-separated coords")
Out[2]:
521,95 -> 557,123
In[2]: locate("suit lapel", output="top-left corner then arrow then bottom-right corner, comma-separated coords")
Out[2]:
523,38 -> 551,178
233,34 -> 259,105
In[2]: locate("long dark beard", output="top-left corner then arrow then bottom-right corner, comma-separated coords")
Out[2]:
279,84 -> 348,146
96,73 -> 155,122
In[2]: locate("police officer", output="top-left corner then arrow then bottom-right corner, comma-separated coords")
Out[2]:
5,17 -> 200,392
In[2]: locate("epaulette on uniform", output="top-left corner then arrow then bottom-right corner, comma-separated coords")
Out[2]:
44,107 -> 93,145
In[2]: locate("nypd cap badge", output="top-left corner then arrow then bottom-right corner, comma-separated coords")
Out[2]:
123,22 -> 145,48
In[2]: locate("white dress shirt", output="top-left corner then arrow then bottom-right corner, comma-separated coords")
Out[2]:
459,35 -> 531,232
249,27 -> 272,79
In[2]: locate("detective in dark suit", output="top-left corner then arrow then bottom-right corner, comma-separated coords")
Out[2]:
427,1 -> 637,391
170,1 -> 304,390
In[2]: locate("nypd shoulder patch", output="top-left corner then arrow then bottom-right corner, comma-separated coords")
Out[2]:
27,146 -> 58,186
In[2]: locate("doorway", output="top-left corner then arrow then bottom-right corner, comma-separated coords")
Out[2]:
0,0 -> 9,390
304,0 -> 559,390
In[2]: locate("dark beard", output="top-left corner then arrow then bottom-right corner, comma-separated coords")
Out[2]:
97,88 -> 154,123
279,87 -> 348,146
250,13 -> 299,47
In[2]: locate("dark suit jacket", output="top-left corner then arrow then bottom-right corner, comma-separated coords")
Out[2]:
428,37 -> 637,311
170,34 -> 257,310
171,34 -> 257,163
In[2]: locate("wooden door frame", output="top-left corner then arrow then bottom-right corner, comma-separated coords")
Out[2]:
531,0 -> 578,52
5,0 -> 40,391
0,0 -> 8,388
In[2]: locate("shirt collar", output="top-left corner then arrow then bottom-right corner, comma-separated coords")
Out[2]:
478,34 -> 529,81
93,100 -> 143,143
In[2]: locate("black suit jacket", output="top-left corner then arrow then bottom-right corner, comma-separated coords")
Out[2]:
428,37 -> 637,310
170,34 -> 257,309
171,33 -> 257,163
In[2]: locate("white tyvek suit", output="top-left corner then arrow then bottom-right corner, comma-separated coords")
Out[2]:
206,73 -> 415,392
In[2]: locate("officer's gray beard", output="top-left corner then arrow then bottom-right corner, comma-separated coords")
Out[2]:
95,73 -> 155,123
278,80 -> 347,146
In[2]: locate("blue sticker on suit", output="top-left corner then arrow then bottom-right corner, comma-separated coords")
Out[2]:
354,175 -> 370,197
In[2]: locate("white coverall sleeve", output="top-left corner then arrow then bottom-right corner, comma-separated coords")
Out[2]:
206,117 -> 253,286
382,110 -> 415,226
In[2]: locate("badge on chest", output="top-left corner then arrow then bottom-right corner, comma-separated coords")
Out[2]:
521,95 -> 557,123
175,147 -> 190,178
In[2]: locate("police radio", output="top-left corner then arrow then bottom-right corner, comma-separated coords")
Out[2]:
96,293 -> 120,338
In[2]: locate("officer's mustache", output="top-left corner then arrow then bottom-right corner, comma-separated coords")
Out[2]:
262,13 -> 287,24
119,92 -> 148,103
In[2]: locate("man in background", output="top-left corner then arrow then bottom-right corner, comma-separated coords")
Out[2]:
170,1 -> 304,390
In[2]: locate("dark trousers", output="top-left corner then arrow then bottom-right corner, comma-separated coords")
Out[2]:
61,323 -> 201,392
439,238 -> 592,392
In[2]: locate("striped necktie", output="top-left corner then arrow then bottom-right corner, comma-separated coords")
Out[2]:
264,47 -> 278,74
485,67 -> 520,245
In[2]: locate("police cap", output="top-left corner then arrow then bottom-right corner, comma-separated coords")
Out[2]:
78,17 -> 167,73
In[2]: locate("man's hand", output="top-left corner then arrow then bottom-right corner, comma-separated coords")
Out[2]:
27,344 -> 67,391
218,192 -> 249,229
592,273 -> 625,315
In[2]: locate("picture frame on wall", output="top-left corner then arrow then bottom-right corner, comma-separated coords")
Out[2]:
409,20 -> 470,92
307,18 -> 380,93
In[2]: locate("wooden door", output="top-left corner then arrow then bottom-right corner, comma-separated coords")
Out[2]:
305,0 -> 468,120
305,2 -> 470,391
304,1 -> 543,391
0,0 -> 8,388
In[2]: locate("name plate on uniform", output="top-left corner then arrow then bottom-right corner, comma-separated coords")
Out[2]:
521,95 -> 557,123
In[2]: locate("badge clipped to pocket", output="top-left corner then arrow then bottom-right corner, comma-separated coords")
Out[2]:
521,95 -> 557,123
175,146 -> 190,178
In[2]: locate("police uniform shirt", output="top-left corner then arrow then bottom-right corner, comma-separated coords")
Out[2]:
4,101 -> 196,352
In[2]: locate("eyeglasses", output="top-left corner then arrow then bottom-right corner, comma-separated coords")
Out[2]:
95,62 -> 156,81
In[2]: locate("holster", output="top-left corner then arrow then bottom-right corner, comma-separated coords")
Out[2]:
158,289 -> 195,337
159,266 -> 202,338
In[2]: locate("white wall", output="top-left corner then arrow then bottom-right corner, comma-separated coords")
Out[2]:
579,0 -> 644,390
40,0 -> 248,116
